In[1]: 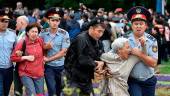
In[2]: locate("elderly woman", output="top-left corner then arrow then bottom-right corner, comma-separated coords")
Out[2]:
11,23 -> 44,96
96,37 -> 141,96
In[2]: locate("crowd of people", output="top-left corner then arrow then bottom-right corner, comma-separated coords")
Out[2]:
0,1 -> 170,96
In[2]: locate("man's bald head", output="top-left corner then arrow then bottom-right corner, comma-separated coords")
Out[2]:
16,15 -> 29,31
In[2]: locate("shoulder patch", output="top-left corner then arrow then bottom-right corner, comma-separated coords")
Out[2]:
152,45 -> 158,53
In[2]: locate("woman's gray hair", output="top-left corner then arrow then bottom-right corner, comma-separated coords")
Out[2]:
111,37 -> 129,53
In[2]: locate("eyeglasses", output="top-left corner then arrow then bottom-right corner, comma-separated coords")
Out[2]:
0,19 -> 9,23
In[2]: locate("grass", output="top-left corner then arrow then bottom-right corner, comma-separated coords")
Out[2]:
157,81 -> 170,85
159,60 -> 170,74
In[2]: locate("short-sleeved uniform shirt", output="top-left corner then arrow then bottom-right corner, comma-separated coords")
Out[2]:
0,29 -> 16,68
40,28 -> 70,67
128,32 -> 158,81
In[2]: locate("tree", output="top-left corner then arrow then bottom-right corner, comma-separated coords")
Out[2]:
62,0 -> 79,9
45,0 -> 62,8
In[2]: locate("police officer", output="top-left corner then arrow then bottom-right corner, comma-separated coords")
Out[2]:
127,6 -> 158,96
40,7 -> 70,96
0,9 -> 16,96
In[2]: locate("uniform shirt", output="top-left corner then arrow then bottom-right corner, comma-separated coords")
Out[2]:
40,28 -> 70,67
0,29 -> 16,68
128,32 -> 158,81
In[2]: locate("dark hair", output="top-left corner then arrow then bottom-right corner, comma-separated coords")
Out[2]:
26,23 -> 41,34
91,23 -> 107,29
81,13 -> 88,20
0,9 -> 6,17
88,17 -> 106,29
154,25 -> 165,36
44,7 -> 64,18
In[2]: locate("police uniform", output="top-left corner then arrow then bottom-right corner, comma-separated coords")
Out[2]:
40,28 -> 70,67
40,8 -> 70,96
0,9 -> 17,96
127,6 -> 158,96
128,33 -> 158,80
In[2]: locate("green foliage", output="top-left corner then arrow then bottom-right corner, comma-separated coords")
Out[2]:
0,0 -> 169,12
45,0 -> 79,9
45,0 -> 62,8
62,0 -> 79,9
79,0 -> 94,5
0,0 -> 4,6
84,0 -> 113,10
0,0 -> 3,3
45,0 -> 115,10
167,0 -> 170,5
114,0 -> 125,1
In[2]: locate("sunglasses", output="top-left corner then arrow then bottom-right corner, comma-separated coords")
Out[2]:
0,19 -> 9,23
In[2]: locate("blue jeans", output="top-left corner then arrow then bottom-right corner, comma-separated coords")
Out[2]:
21,76 -> 44,96
0,66 -> 13,96
128,76 -> 157,96
45,65 -> 64,96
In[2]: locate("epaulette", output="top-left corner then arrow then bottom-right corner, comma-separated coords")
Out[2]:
41,28 -> 50,32
58,28 -> 67,35
7,28 -> 16,33
146,34 -> 156,42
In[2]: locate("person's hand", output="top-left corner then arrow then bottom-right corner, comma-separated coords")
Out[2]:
44,42 -> 53,50
139,37 -> 146,47
106,72 -> 113,78
22,55 -> 35,61
94,71 -> 105,80
131,47 -> 143,57
44,56 -> 50,62
95,61 -> 104,71
102,67 -> 113,78
16,50 -> 23,56
95,68 -> 106,75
